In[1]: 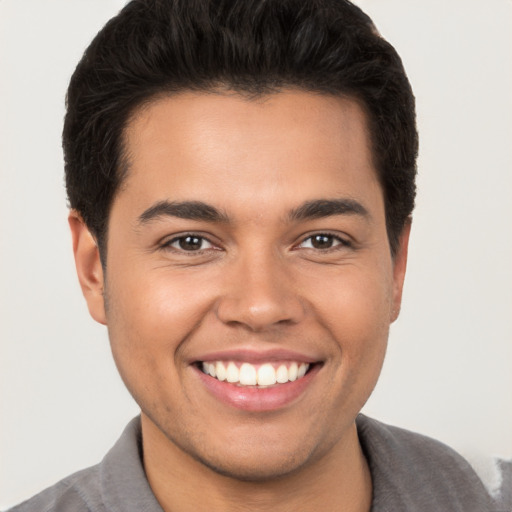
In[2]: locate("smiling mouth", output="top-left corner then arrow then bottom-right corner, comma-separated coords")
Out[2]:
199,361 -> 312,387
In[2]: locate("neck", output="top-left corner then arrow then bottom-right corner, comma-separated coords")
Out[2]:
141,414 -> 372,512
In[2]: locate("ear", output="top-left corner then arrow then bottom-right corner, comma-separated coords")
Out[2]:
68,211 -> 107,325
390,220 -> 411,323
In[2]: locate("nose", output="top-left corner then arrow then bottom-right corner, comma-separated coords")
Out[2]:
215,251 -> 306,332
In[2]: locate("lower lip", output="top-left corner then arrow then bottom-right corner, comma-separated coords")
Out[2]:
194,364 -> 320,412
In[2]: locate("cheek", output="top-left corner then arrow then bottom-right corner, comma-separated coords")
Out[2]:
306,264 -> 393,378
104,267 -> 215,373
309,261 -> 393,334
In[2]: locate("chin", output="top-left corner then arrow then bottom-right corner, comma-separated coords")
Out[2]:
188,446 -> 314,483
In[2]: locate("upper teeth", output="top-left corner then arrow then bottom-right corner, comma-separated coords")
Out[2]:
201,361 -> 310,386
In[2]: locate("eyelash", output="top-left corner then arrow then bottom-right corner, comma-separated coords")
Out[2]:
160,232 -> 351,254
297,232 -> 352,251
161,234 -> 217,253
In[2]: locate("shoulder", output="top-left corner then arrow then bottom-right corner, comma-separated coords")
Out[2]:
356,414 -> 507,511
495,458 -> 512,508
6,465 -> 103,512
6,417 -> 162,512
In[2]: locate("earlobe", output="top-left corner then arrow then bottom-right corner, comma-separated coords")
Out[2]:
390,220 -> 411,323
68,211 -> 107,325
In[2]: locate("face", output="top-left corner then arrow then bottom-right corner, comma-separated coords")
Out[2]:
72,90 -> 409,481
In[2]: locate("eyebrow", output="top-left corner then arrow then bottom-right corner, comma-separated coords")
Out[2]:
288,198 -> 369,222
138,200 -> 229,224
137,197 -> 369,226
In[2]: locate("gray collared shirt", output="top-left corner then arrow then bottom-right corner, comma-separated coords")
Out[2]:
7,415 -> 511,511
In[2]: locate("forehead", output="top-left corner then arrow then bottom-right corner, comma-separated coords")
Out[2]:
118,90 -> 381,218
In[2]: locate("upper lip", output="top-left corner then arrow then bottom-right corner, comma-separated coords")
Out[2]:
191,347 -> 321,365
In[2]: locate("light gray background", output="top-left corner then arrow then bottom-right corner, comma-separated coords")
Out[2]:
1,0 -> 511,507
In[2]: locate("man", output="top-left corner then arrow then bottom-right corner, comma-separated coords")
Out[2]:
7,0 -> 510,511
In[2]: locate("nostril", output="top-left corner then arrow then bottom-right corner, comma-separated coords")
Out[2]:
215,295 -> 306,332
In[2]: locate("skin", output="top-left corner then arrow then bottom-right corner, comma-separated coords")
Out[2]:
70,90 -> 410,512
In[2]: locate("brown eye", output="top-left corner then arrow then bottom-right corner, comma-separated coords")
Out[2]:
167,235 -> 214,252
311,234 -> 335,249
298,234 -> 347,250
179,236 -> 202,250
